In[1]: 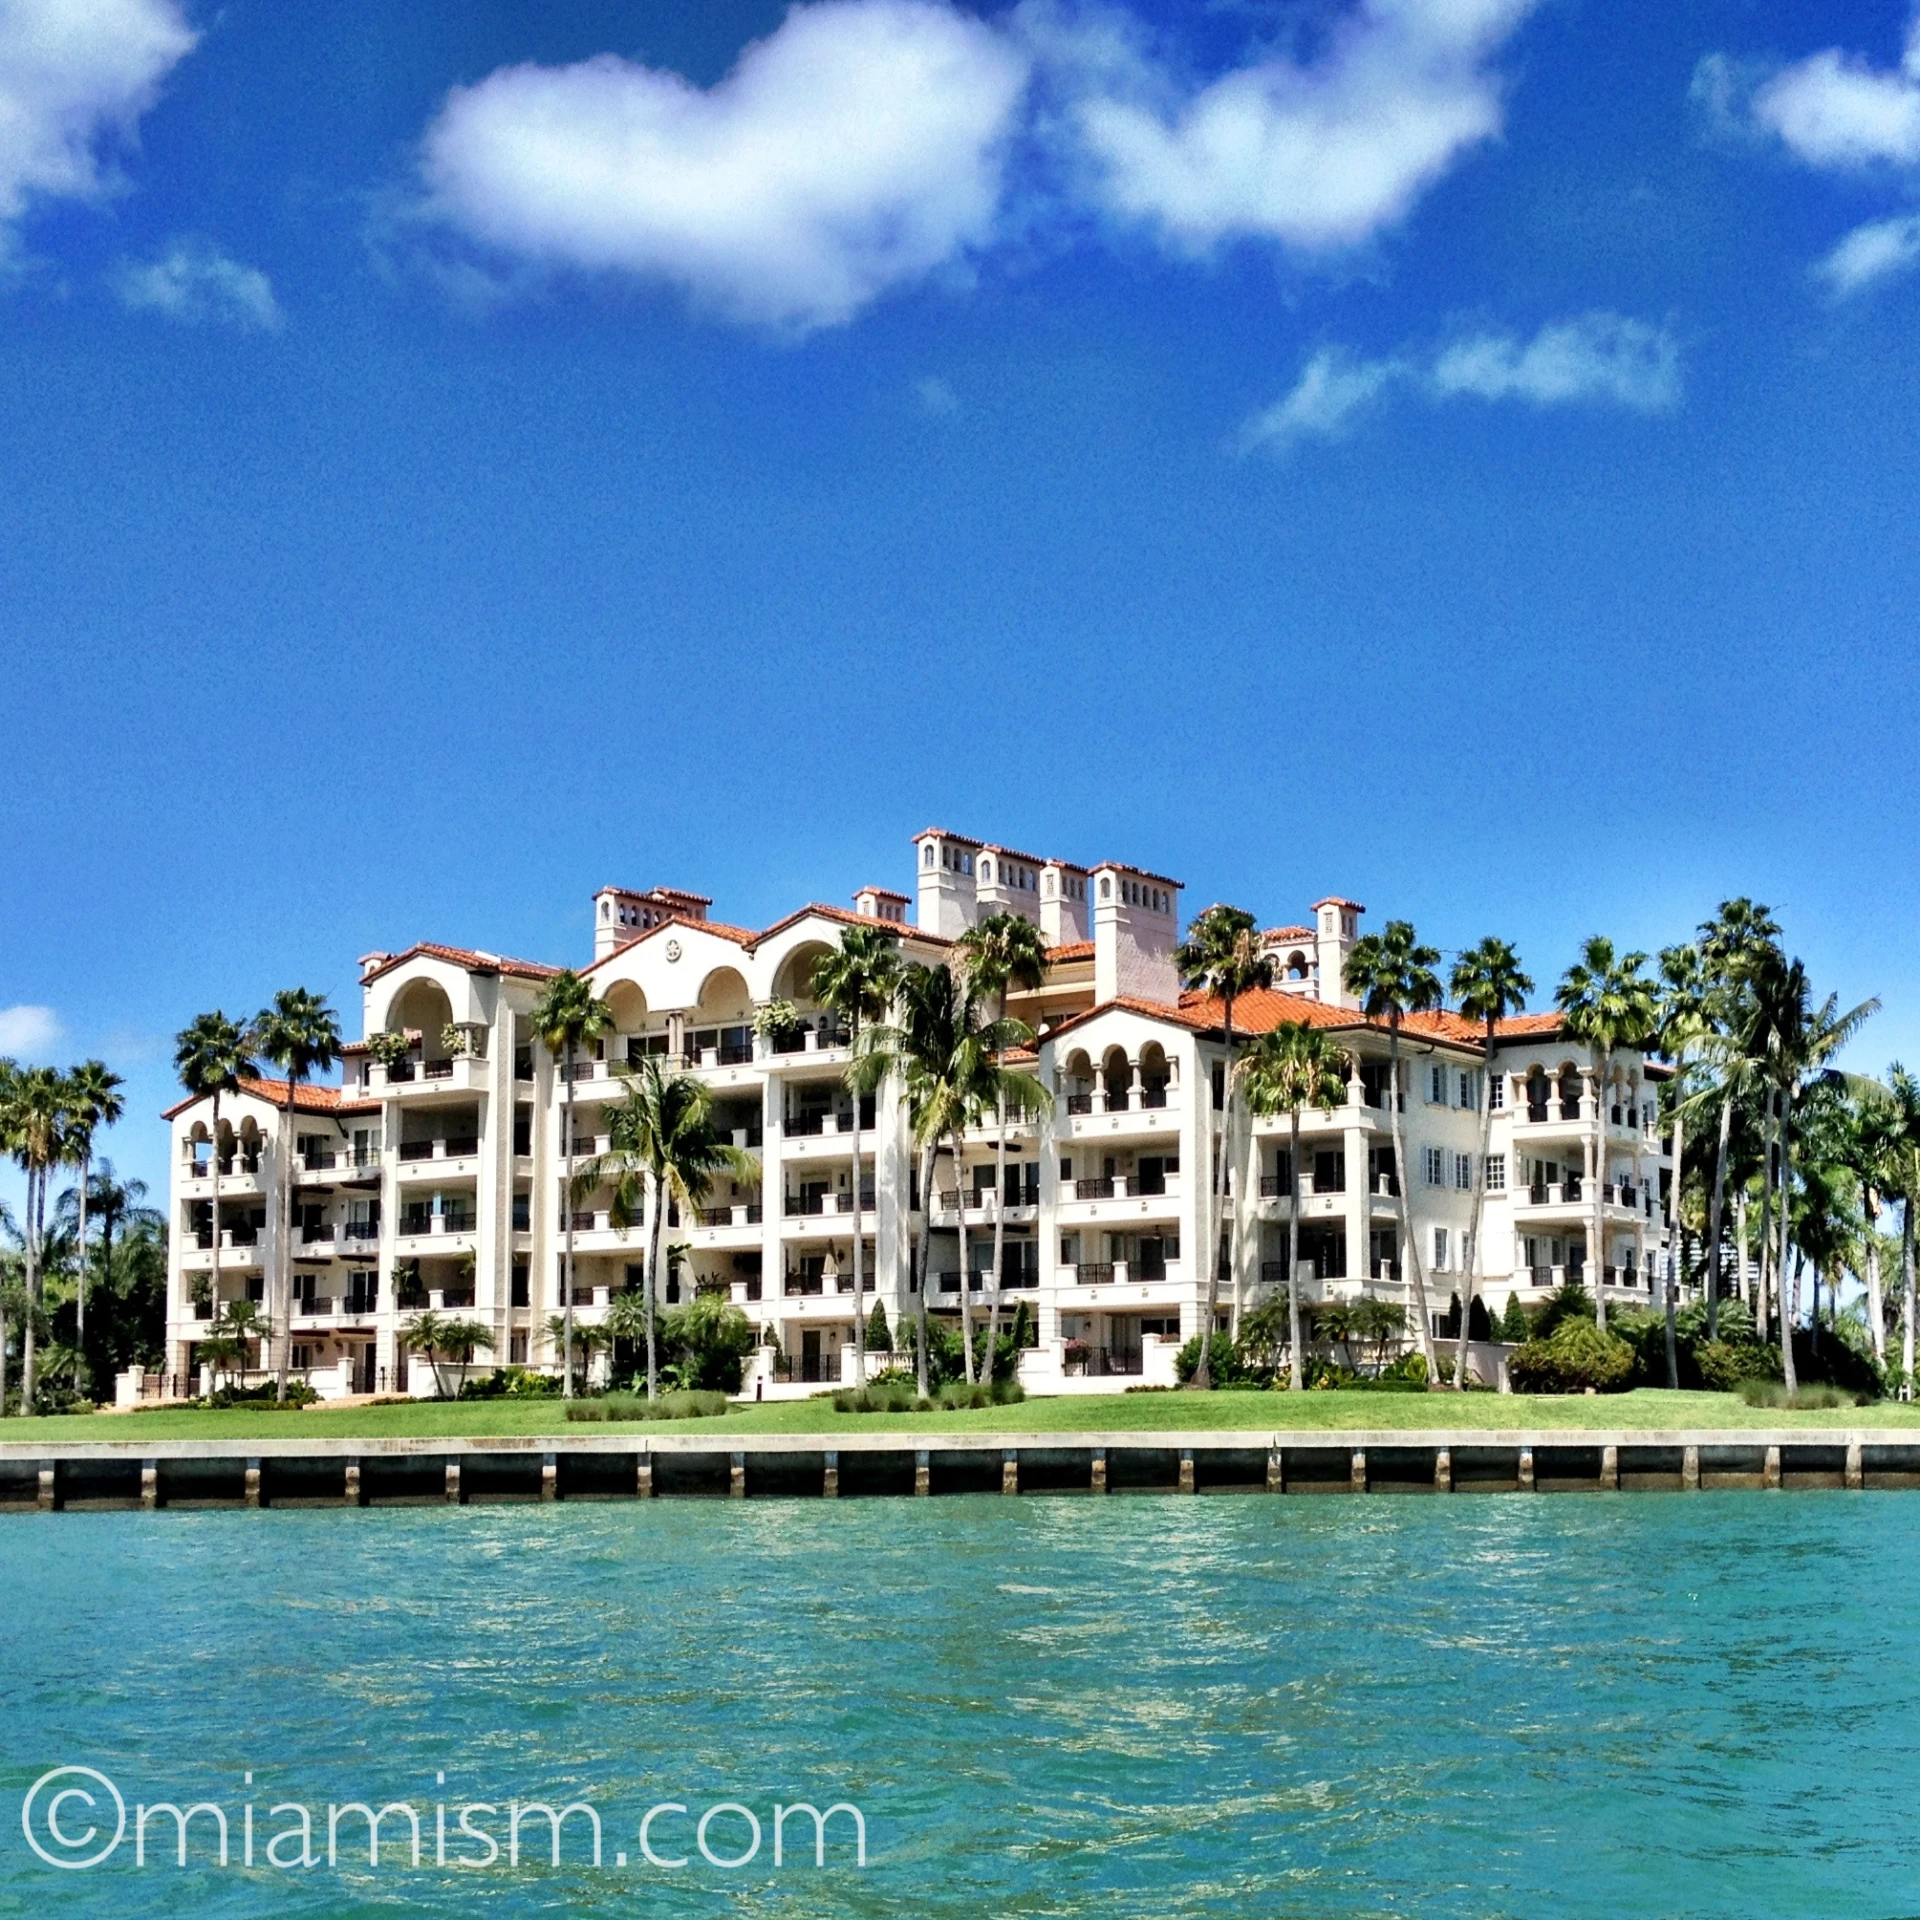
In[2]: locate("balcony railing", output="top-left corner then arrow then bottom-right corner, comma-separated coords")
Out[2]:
341,1220 -> 380,1242
1063,1345 -> 1142,1377
1074,1177 -> 1114,1200
1064,1093 -> 1093,1115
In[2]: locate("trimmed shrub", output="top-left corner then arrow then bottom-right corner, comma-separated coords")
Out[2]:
566,1389 -> 730,1423
1508,1318 -> 1635,1394
1695,1339 -> 1781,1392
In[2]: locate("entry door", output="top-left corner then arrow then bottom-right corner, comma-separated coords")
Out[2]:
801,1329 -> 823,1383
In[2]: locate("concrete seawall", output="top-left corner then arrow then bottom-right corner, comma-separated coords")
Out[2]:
0,1430 -> 1913,1509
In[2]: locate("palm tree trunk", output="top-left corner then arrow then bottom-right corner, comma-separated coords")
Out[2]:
914,1140 -> 936,1398
1704,1087 -> 1735,1341
1288,1109 -> 1305,1390
75,1148 -> 90,1390
1756,1100 -> 1778,1342
276,1081 -> 297,1404
561,1047 -> 576,1398
645,1171 -> 662,1401
1592,1052 -> 1610,1334
1808,1255 -> 1820,1355
955,1131 -> 974,1384
18,1164 -> 37,1412
1195,1002 -> 1233,1390
1865,1193 -> 1886,1367
985,1086 -> 1008,1383
1455,1028 -> 1498,1391
1902,1197 -> 1915,1401
1661,1104 -> 1684,1387
1738,1189 -> 1755,1330
1385,1022 -> 1437,1380
1776,1093 -> 1797,1393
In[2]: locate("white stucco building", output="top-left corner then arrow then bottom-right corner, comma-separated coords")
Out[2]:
153,828 -> 1670,1400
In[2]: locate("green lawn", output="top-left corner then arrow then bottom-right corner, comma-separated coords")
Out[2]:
9,1387 -> 1920,1444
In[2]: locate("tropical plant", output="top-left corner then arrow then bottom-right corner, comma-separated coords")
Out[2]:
581,1056 -> 757,1398
1555,937 -> 1659,1335
252,989 -> 341,1404
173,1009 -> 255,1410
1879,1065 -> 1920,1396
1175,904 -> 1274,1382
1237,1023 -> 1354,1390
544,1315 -> 611,1394
1,1061 -> 73,1412
659,1290 -> 756,1393
401,1311 -> 494,1398
529,971 -> 611,1398
811,926 -> 904,1387
1652,943 -> 1714,1386
953,912 -> 1049,1386
751,998 -> 804,1047
1343,920 -> 1443,1380
60,1059 -> 123,1396
1450,937 -> 1534,1392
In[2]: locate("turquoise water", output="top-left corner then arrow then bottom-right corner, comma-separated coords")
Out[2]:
2,1494 -> 1916,1916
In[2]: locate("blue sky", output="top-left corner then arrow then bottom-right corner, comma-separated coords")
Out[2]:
3,0 -> 1920,1210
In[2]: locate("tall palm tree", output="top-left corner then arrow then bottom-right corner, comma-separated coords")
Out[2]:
1175,905 -> 1273,1385
529,972 -> 611,1398
60,1060 -> 123,1391
1882,1065 -> 1920,1398
810,926 -> 903,1387
1555,937 -> 1658,1334
859,963 -> 1042,1396
583,1057 -> 757,1399
1838,1077 -> 1899,1368
1449,937 -> 1534,1391
1695,900 -> 1782,1336
1343,920 -> 1443,1380
953,912 -> 1049,1382
1750,957 -> 1877,1391
1654,944 -> 1711,1386
174,1010 -> 255,1401
1237,1023 -> 1354,1390
4,1064 -> 71,1410
0,1059 -> 20,1411
253,990 -> 341,1404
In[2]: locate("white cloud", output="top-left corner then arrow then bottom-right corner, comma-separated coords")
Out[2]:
1816,211 -> 1920,295
1431,312 -> 1680,410
419,0 -> 1031,330
1238,345 -> 1404,448
114,239 -> 283,329
0,1005 -> 61,1057
915,373 -> 960,414
0,0 -> 195,241
1751,14 -> 1920,168
1244,312 -> 1681,449
1050,0 -> 1540,253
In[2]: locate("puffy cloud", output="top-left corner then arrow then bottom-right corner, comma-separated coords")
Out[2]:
1815,212 -> 1920,296
0,1005 -> 61,1056
1430,312 -> 1680,410
419,0 -> 1031,330
1243,312 -> 1680,449
915,373 -> 961,414
1050,0 -> 1540,253
114,240 -> 282,329
0,0 -> 195,240
1750,14 -> 1920,168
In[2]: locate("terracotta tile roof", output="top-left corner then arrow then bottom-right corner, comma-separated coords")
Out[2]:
1092,859 -> 1183,889
980,840 -> 1050,868
856,886 -> 911,904
1045,941 -> 1095,963
1262,925 -> 1315,942
1492,1011 -> 1567,1037
1313,896 -> 1366,912
362,942 -> 561,984
163,1076 -> 380,1122
751,904 -> 952,949
582,914 -> 758,972
913,825 -> 982,847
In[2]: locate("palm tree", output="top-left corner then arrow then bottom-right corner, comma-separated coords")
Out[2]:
1883,1065 -> 1920,1397
954,912 -> 1049,1382
1694,900 -> 1782,1335
61,1059 -> 123,1393
1343,920 -> 1443,1380
1175,905 -> 1274,1383
529,972 -> 611,1398
583,1057 -> 757,1399
1450,938 -> 1534,1391
1750,957 -> 1877,1391
543,1314 -> 610,1394
3,1063 -> 71,1411
53,1159 -> 160,1383
810,926 -> 903,1387
406,1313 -> 493,1397
1555,937 -> 1658,1334
1836,1077 -> 1899,1369
253,990 -> 341,1404
1654,944 -> 1712,1386
1237,1023 -> 1354,1390
174,1009 -> 255,1400
858,963 -> 1043,1396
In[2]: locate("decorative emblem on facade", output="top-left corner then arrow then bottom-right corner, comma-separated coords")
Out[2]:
664,938 -> 683,962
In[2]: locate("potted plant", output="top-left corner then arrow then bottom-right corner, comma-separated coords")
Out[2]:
366,1029 -> 413,1078
752,999 -> 806,1053
440,1023 -> 470,1059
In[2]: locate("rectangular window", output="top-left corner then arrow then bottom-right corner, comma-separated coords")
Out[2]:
1429,1066 -> 1446,1105
1425,1146 -> 1446,1186
1489,1075 -> 1504,1111
1484,1154 -> 1507,1193
1458,1071 -> 1474,1110
1456,1152 -> 1474,1191
1432,1228 -> 1449,1271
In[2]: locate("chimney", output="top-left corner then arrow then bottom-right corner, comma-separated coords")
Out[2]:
853,886 -> 909,926
1039,861 -> 1089,947
1091,863 -> 1182,1004
1313,898 -> 1365,1010
593,885 -> 712,962
975,846 -> 1044,926
913,829 -> 982,938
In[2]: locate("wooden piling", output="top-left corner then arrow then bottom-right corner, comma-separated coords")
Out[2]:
1434,1448 -> 1452,1494
822,1450 -> 839,1499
